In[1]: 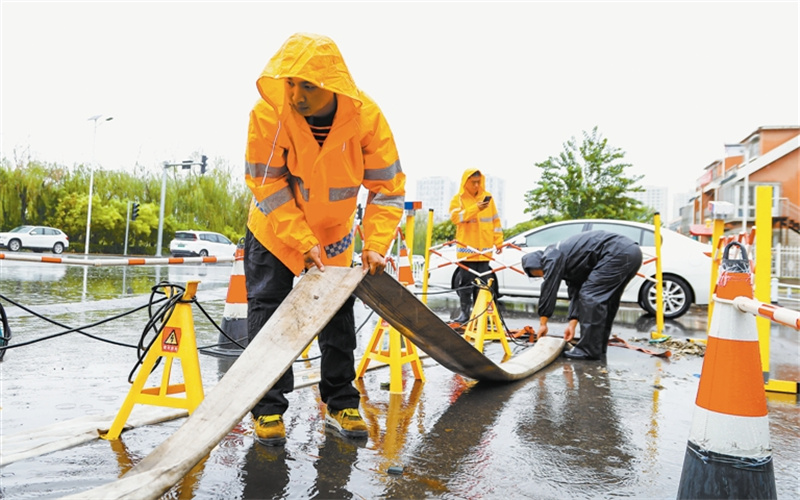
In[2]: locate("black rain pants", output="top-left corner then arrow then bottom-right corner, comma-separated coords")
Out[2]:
573,241 -> 642,359
244,229 -> 361,418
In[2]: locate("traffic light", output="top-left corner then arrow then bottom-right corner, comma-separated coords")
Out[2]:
131,202 -> 140,221
200,155 -> 208,174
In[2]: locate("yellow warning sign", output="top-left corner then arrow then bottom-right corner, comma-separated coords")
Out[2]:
162,327 -> 181,353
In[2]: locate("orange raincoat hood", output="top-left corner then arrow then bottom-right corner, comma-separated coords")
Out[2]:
456,167 -> 487,199
256,33 -> 363,113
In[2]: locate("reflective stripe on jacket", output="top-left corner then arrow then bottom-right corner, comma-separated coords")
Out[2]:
245,33 -> 405,275
449,168 -> 503,261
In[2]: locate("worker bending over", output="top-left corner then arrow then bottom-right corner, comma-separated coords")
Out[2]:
522,230 -> 642,360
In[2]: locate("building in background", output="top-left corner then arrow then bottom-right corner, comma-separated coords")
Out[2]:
672,190 -> 695,220
415,176 -> 456,223
684,125 -> 799,278
631,185 -> 668,221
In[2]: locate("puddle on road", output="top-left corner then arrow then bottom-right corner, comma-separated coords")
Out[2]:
0,262 -> 798,499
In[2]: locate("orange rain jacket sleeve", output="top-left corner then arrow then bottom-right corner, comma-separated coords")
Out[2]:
244,33 -> 405,276
449,168 -> 504,262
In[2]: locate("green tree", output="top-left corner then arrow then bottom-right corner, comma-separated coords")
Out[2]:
431,219 -> 455,244
0,154 -> 250,255
523,127 -> 649,223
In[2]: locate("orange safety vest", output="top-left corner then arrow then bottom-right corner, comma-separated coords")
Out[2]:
245,33 -> 406,275
449,168 -> 503,261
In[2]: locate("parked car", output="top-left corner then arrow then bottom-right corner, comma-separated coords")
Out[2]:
169,230 -> 237,257
426,219 -> 712,319
0,225 -> 69,254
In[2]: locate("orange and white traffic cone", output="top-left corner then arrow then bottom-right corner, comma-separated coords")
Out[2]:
212,244 -> 249,357
397,244 -> 415,287
677,242 -> 776,499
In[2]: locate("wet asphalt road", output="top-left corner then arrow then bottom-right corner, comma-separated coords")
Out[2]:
0,259 -> 798,499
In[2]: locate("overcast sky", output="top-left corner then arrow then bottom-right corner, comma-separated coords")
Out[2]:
2,1 -> 798,225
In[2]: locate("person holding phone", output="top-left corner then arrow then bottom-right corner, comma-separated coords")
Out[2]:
448,169 -> 504,325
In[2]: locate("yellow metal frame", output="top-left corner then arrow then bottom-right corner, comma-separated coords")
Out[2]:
356,318 -> 426,394
707,219 -> 725,326
103,281 -> 205,440
650,213 -> 665,338
462,279 -> 512,357
755,186 -> 798,394
301,336 -> 317,358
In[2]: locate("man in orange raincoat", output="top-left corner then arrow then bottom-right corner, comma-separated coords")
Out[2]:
243,33 -> 405,446
448,169 -> 504,324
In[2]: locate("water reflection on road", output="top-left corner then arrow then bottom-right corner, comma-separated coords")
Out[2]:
0,260 -> 797,499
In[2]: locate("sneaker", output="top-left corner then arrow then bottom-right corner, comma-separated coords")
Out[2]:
253,414 -> 286,446
326,408 -> 368,439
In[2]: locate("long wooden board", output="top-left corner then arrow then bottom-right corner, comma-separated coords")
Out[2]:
65,267 -> 564,500
63,266 -> 364,500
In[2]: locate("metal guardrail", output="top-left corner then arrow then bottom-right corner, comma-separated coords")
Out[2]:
771,278 -> 800,305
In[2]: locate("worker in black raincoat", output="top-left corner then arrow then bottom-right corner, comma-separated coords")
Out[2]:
521,230 -> 642,360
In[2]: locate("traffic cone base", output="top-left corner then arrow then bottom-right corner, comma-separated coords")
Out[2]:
677,441 -> 776,499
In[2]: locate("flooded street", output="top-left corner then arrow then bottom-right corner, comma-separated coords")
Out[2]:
1,259 -> 798,499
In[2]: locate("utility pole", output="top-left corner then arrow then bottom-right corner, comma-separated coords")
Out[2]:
124,201 -> 131,256
84,115 -> 113,256
156,157 -> 209,256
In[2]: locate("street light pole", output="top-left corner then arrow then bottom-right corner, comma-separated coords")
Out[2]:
84,114 -> 113,255
156,157 -> 208,256
156,162 -> 169,257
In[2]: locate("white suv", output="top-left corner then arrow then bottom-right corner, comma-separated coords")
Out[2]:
169,230 -> 237,257
0,225 -> 69,254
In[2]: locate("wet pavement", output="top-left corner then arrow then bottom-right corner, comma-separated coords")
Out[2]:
0,258 -> 798,499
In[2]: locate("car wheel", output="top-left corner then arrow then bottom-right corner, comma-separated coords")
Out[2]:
199,249 -> 209,257
639,275 -> 693,319
8,239 -> 21,252
52,242 -> 64,254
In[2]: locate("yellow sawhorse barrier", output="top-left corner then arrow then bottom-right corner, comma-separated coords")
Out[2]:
462,279 -> 512,357
103,281 -> 205,440
356,318 -> 425,394
301,337 -> 317,358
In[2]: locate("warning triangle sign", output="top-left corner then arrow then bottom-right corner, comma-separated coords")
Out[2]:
162,327 -> 181,353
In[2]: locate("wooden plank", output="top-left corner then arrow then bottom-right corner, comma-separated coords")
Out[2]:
354,270 -> 565,381
66,267 -> 564,499
64,266 -> 364,500
0,407 -> 187,467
